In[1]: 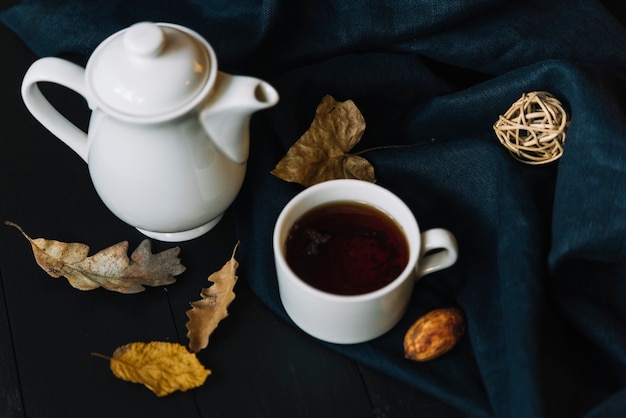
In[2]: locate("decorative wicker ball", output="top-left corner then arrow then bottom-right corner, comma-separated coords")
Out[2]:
493,91 -> 569,165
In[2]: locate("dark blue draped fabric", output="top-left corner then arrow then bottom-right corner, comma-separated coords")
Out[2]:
4,1 -> 626,416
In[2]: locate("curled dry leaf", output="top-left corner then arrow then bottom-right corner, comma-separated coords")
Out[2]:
93,341 -> 211,397
271,94 -> 376,187
186,242 -> 240,353
404,308 -> 466,362
5,221 -> 185,294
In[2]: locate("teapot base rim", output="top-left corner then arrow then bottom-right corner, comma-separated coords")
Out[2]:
136,214 -> 224,242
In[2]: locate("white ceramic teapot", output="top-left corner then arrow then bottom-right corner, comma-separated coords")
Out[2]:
21,22 -> 279,241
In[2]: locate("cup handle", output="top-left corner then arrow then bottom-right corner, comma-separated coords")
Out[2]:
21,57 -> 90,162
415,228 -> 458,279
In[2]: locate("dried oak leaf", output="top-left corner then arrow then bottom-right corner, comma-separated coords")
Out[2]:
271,94 -> 376,187
93,341 -> 211,397
5,221 -> 185,294
186,242 -> 239,353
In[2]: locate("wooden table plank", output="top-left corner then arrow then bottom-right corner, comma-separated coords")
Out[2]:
0,275 -> 24,417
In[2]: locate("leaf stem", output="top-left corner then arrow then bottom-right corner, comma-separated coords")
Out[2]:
91,352 -> 113,361
351,139 -> 436,156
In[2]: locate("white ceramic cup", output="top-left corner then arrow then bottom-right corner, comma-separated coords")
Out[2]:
273,179 -> 458,344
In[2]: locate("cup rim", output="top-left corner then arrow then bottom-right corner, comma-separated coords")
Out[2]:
273,179 -> 420,302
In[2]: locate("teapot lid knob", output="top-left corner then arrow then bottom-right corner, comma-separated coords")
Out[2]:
123,22 -> 165,57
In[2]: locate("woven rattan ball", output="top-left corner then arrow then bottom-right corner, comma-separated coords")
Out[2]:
493,91 -> 569,165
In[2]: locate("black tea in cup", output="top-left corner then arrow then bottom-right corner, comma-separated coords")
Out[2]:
285,201 -> 409,295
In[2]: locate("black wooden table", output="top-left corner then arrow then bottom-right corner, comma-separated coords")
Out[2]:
0,20 -> 470,418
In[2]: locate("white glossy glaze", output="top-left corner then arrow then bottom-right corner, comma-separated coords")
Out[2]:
21,22 -> 279,241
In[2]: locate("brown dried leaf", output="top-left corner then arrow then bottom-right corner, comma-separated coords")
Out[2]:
186,242 -> 239,352
5,221 -> 185,294
93,341 -> 211,397
271,95 -> 376,186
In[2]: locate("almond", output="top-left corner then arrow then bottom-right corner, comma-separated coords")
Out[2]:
404,307 -> 465,362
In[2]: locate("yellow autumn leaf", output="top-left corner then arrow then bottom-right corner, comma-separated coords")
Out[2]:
5,221 -> 186,294
186,242 -> 239,353
93,341 -> 211,397
271,95 -> 376,187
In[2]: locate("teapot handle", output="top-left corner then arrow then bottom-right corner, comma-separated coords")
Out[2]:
21,57 -> 90,162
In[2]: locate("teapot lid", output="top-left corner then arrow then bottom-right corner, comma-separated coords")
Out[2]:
85,22 -> 217,121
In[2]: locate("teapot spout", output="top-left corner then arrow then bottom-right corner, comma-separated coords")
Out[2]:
200,72 -> 279,164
